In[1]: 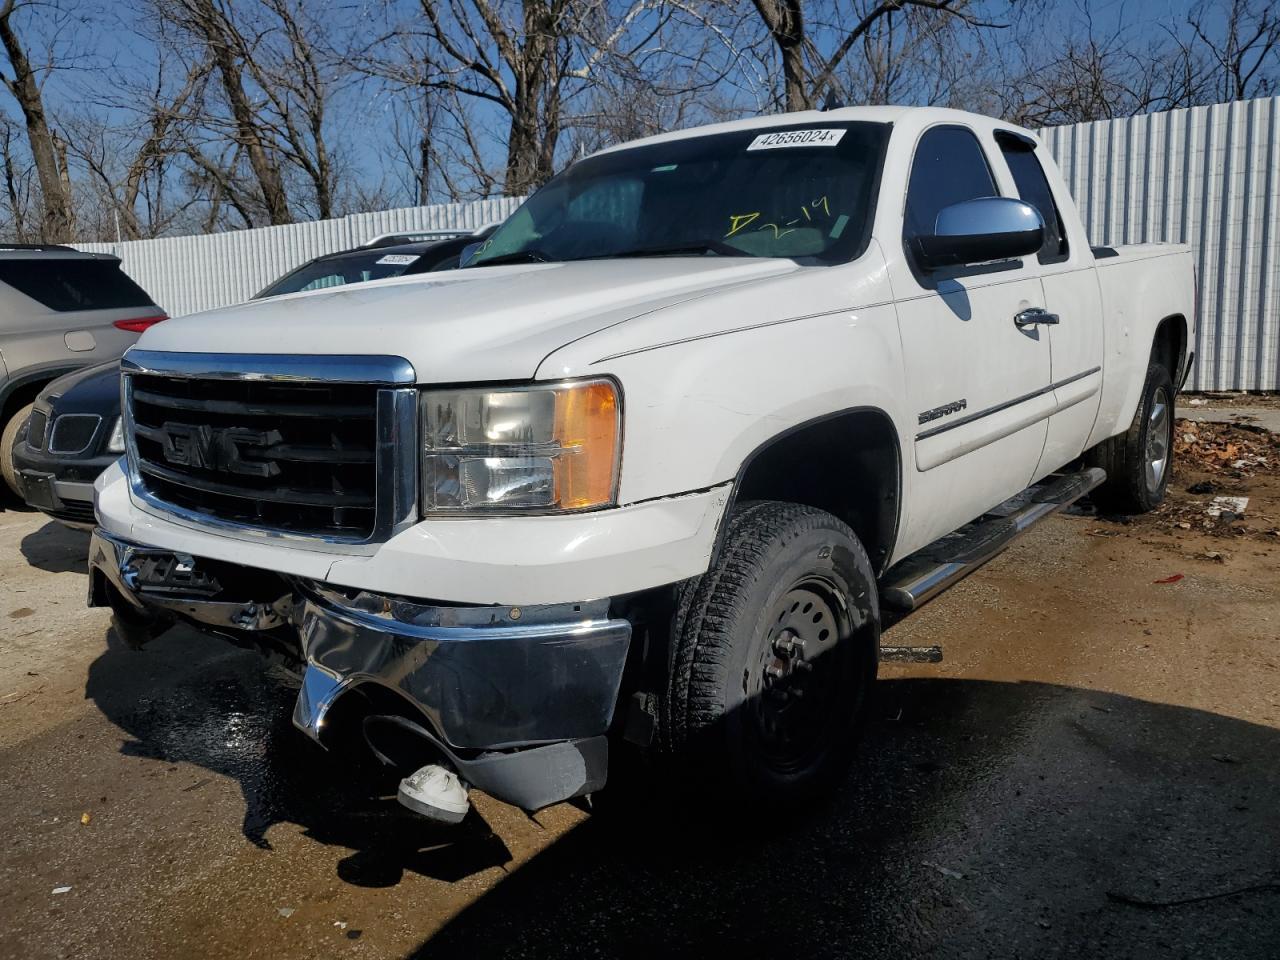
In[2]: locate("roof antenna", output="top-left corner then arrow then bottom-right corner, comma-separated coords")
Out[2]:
821,89 -> 845,111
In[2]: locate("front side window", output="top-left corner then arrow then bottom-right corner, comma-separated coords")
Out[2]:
903,126 -> 998,240
469,122 -> 890,267
996,134 -> 1068,262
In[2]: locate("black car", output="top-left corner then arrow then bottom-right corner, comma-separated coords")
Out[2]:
253,230 -> 490,296
9,230 -> 492,527
12,360 -> 122,528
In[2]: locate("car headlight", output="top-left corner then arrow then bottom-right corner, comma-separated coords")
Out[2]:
420,378 -> 621,514
106,417 -> 125,454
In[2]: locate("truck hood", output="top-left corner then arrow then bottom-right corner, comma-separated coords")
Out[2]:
138,258 -> 798,382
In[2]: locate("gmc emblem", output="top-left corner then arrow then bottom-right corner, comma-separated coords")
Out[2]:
158,422 -> 283,478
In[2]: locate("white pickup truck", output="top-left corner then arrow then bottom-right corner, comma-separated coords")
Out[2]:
89,106 -> 1195,821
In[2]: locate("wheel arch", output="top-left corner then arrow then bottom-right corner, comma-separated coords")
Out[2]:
0,364 -> 79,426
716,407 -> 902,576
1152,313 -> 1190,391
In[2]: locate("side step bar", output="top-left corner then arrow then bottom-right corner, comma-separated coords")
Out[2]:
879,466 -> 1106,615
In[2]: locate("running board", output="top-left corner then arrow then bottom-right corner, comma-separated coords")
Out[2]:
879,467 -> 1106,614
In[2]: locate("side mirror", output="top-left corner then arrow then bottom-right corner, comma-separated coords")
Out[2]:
911,197 -> 1043,271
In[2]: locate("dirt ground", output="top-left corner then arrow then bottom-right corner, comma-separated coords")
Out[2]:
1,412 -> 1277,960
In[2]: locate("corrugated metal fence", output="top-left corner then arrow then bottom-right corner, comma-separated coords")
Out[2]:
75,197 -> 524,320
76,97 -> 1280,390
1040,97 -> 1279,391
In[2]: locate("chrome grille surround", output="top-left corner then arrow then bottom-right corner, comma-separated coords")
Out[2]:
48,413 -> 102,454
121,350 -> 418,555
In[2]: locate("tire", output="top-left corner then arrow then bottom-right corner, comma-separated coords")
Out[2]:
0,402 -> 32,499
1086,362 -> 1175,514
663,501 -> 879,804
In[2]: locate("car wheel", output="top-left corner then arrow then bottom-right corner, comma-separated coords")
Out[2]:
664,501 -> 879,804
1086,361 -> 1175,514
0,402 -> 33,499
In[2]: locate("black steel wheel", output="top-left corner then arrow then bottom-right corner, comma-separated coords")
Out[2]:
664,501 -> 879,803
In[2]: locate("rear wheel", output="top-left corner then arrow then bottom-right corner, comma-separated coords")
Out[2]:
0,402 -> 32,499
664,501 -> 879,804
1086,362 -> 1175,514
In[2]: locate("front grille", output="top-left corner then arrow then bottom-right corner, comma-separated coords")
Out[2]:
49,414 -> 101,454
51,499 -> 96,526
128,373 -> 383,539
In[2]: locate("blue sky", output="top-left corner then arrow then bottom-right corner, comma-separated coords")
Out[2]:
2,0 -> 1265,218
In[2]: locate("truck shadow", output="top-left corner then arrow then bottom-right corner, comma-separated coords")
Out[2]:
19,518 -> 91,574
410,679 -> 1280,959
83,627 -> 1280,957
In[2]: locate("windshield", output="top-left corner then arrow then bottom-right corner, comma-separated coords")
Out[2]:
256,249 -> 425,298
469,121 -> 888,268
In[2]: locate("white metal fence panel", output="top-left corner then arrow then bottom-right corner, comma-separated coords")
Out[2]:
74,99 -> 1280,390
75,196 -> 523,320
1041,96 -> 1280,391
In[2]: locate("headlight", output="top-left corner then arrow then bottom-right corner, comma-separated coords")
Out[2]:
420,378 -> 621,515
106,417 -> 125,454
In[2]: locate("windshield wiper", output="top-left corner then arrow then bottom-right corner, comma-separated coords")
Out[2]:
606,240 -> 746,259
468,248 -> 554,267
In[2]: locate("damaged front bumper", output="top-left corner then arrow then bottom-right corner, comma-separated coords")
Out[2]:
87,529 -> 632,811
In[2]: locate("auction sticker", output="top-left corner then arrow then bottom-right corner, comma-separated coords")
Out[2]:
747,129 -> 846,150
376,254 -> 420,265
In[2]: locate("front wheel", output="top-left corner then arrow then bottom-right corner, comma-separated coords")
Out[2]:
663,501 -> 879,804
1086,362 -> 1175,514
0,402 -> 33,499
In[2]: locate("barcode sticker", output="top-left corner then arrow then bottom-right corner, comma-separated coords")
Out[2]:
747,129 -> 846,151
376,254 -> 420,265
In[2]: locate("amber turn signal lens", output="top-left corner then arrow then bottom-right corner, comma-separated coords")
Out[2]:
554,380 -> 620,509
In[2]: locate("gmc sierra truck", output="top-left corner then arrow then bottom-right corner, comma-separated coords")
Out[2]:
88,106 -> 1194,822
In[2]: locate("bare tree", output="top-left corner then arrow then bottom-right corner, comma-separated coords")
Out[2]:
67,52 -> 209,239
0,112 -> 32,240
352,0 -> 679,197
1189,0 -> 1279,102
153,0 -> 293,224
242,0 -> 338,219
748,0 -> 1006,111
411,0 -> 575,195
0,0 -> 74,240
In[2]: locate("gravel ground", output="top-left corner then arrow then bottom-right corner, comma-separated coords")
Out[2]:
1,429 -> 1277,959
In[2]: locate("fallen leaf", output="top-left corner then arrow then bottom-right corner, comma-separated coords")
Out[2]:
1154,573 -> 1184,584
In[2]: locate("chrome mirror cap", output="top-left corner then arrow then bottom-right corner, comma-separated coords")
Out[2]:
913,197 -> 1044,271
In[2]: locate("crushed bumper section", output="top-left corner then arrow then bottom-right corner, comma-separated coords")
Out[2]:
87,529 -> 632,810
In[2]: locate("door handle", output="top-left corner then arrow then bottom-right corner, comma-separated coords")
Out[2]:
1014,307 -> 1059,328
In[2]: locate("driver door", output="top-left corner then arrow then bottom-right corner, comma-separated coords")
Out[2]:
894,125 -> 1054,547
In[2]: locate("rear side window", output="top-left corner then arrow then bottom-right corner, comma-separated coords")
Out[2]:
996,134 -> 1068,262
904,126 -> 997,239
0,259 -> 153,312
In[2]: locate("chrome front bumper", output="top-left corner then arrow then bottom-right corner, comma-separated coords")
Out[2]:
87,529 -> 633,809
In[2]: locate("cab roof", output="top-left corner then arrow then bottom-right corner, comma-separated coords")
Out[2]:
592,105 -> 1037,157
